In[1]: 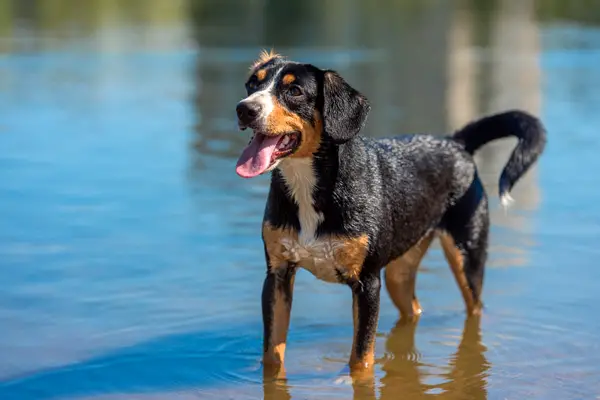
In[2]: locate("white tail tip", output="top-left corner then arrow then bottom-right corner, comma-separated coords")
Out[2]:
500,192 -> 514,209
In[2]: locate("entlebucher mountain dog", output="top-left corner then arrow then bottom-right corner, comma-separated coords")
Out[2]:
234,50 -> 546,376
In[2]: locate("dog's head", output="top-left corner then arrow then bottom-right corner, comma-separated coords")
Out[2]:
235,50 -> 371,178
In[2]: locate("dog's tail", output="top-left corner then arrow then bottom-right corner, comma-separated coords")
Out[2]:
452,110 -> 547,206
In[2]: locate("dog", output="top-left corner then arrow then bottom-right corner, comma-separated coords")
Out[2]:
234,50 -> 546,374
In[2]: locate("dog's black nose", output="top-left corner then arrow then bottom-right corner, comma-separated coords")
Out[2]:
236,101 -> 262,125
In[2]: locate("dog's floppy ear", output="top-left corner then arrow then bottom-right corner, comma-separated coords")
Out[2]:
321,70 -> 371,144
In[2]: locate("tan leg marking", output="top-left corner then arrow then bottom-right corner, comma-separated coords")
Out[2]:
439,233 -> 481,315
262,223 -> 296,270
349,294 -> 376,372
334,234 -> 369,283
385,233 -> 434,320
263,274 -> 295,366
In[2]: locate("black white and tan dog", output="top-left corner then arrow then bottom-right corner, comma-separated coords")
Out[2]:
234,50 -> 546,375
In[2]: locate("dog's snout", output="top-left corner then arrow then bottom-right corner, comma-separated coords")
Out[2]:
236,101 -> 261,123
236,101 -> 262,125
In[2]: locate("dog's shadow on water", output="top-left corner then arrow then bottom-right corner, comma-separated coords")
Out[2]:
0,324 -> 265,400
264,316 -> 489,400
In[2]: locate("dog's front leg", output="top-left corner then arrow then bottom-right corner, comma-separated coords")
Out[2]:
349,271 -> 381,374
262,263 -> 296,376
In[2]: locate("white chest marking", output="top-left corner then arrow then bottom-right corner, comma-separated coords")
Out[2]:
278,158 -> 324,245
280,236 -> 345,283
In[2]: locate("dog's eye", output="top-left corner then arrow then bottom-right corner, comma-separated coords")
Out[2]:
288,86 -> 303,97
247,76 -> 258,89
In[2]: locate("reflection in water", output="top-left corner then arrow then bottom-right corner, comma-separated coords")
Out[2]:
380,317 -> 488,400
263,379 -> 292,400
263,317 -> 488,400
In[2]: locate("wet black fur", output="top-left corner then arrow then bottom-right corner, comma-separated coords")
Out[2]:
247,58 -> 547,366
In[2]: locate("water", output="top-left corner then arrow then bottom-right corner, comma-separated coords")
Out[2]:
1,0 -> 600,399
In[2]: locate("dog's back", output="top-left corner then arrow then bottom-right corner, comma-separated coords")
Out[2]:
363,109 -> 546,214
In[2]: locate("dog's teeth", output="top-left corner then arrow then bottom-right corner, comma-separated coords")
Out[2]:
282,136 -> 290,146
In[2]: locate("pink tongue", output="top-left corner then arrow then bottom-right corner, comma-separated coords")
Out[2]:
236,134 -> 281,178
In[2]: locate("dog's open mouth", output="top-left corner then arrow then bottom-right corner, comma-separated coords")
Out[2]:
236,132 -> 300,178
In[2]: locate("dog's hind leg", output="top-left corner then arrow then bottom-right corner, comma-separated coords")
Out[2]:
384,232 -> 434,320
439,186 -> 489,316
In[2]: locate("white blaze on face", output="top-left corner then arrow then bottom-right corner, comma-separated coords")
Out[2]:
239,66 -> 283,127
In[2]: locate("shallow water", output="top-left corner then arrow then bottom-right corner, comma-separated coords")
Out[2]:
1,1 -> 600,399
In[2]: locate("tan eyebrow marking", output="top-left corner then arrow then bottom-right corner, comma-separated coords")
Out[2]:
256,69 -> 267,81
282,74 -> 296,85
